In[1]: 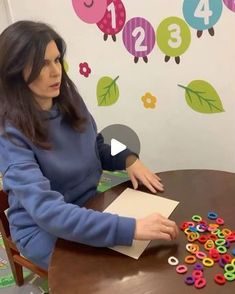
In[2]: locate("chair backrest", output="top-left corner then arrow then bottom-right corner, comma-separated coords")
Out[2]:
0,189 -> 48,283
0,190 -> 10,238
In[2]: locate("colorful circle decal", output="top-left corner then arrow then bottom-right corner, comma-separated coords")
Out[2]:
72,0 -> 108,24
183,0 -> 223,37
156,17 -> 191,64
97,0 -> 126,41
122,17 -> 156,63
223,0 -> 235,12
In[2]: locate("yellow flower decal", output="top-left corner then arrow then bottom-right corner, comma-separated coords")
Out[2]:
141,92 -> 157,109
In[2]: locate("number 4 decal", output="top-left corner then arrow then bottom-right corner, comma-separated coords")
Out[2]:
194,0 -> 212,25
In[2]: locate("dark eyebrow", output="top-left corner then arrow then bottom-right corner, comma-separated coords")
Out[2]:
44,54 -> 61,62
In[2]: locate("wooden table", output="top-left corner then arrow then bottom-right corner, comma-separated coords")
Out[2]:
49,170 -> 235,294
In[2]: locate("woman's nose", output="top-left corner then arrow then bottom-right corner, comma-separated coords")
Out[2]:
50,62 -> 61,76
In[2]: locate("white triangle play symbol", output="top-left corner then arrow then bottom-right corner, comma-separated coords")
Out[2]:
111,138 -> 127,156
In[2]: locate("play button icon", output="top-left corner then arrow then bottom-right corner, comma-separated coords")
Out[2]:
100,124 -> 141,167
111,138 -> 126,156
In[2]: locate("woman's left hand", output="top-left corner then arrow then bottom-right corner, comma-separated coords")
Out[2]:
126,156 -> 164,193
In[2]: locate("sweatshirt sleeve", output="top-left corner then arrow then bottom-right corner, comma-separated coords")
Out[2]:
0,128 -> 136,247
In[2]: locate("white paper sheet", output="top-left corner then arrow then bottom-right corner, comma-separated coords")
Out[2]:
104,188 -> 179,259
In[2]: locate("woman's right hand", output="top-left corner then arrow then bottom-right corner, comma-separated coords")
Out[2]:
134,213 -> 179,241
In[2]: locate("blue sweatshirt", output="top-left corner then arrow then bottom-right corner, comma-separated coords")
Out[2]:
0,102 -> 136,269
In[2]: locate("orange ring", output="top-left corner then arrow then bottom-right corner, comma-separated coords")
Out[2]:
185,255 -> 197,264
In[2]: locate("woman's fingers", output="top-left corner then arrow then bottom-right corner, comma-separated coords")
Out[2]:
143,174 -> 164,192
134,213 -> 179,241
130,175 -> 138,190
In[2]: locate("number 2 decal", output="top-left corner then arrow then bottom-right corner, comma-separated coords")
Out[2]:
194,0 -> 212,25
132,27 -> 147,52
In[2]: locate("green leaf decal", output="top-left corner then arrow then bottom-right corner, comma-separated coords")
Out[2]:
178,80 -> 224,113
97,76 -> 119,106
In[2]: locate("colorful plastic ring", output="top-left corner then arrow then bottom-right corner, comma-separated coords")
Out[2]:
222,254 -> 232,263
208,212 -> 218,220
215,239 -> 226,246
222,228 -> 231,236
208,234 -> 217,241
168,256 -> 179,266
204,240 -> 215,250
219,257 -> 227,268
196,251 -> 207,260
184,228 -> 191,235
208,224 -> 219,232
226,235 -> 235,242
187,232 -> 199,242
217,232 -> 226,239
176,264 -> 188,274
211,228 -> 220,235
192,215 -> 202,222
232,248 -> 235,256
216,217 -> 224,225
189,226 -> 197,232
232,258 -> 235,265
185,255 -> 197,264
198,235 -> 208,244
196,224 -> 207,233
194,277 -> 206,289
193,263 -> 204,271
186,243 -> 199,254
202,257 -> 214,267
224,272 -> 235,281
192,270 -> 203,280
184,276 -> 195,285
224,264 -> 235,273
217,246 -> 227,254
224,241 -> 231,249
180,221 -> 190,230
214,274 -> 226,285
209,249 -> 220,261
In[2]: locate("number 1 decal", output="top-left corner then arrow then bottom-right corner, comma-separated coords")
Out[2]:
107,2 -> 116,29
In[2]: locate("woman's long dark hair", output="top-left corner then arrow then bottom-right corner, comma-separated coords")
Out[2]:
0,20 -> 86,149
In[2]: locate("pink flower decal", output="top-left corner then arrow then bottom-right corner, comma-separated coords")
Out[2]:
79,62 -> 91,78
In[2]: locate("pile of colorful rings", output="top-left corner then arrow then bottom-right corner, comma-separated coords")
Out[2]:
168,212 -> 235,289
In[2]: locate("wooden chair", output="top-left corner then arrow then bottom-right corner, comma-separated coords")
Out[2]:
0,190 -> 48,286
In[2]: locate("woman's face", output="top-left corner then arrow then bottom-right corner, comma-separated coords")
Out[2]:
23,40 -> 62,110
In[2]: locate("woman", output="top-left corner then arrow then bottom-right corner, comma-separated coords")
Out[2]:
0,21 -> 178,269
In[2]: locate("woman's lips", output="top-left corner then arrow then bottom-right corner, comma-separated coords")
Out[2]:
50,83 -> 60,89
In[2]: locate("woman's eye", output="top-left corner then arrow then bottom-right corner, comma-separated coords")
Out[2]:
43,60 -> 50,66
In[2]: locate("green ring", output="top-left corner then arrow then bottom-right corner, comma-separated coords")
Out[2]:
217,232 -> 225,239
224,272 -> 235,281
192,215 -> 202,222
217,246 -> 227,254
224,264 -> 235,273
215,239 -> 226,246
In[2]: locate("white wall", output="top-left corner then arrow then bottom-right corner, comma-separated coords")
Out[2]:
6,0 -> 235,173
0,0 -> 12,32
